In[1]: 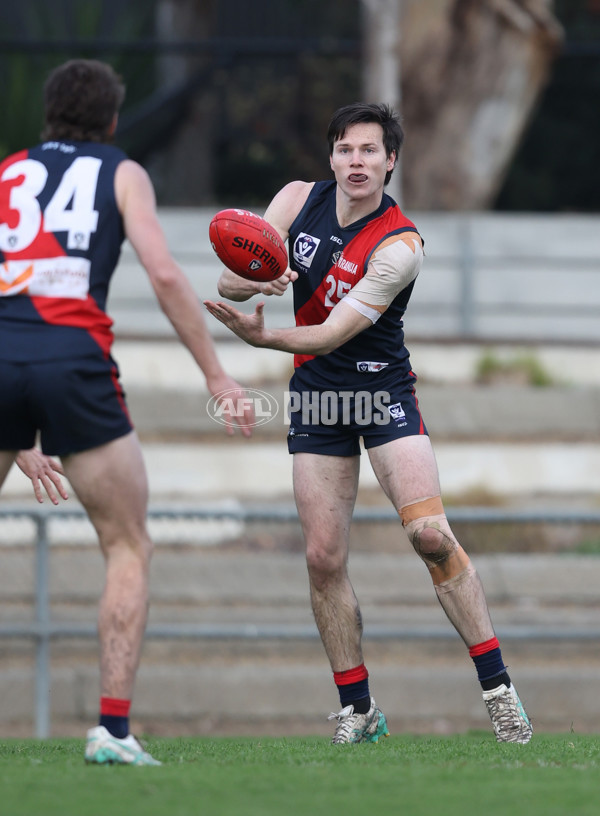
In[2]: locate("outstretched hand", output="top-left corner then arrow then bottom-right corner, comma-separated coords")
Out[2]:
204,300 -> 269,348
204,373 -> 256,438
16,448 -> 69,504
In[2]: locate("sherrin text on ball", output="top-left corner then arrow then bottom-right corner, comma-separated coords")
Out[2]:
209,208 -> 288,282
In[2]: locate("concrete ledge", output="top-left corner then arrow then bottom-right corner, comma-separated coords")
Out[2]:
2,552 -> 600,737
6,439 -> 600,501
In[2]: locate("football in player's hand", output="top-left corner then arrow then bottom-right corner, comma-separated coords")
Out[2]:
209,209 -> 288,282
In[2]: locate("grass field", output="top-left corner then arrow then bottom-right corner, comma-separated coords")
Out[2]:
2,732 -> 599,816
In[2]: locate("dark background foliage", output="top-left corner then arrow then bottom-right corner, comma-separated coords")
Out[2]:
1,0 -> 598,211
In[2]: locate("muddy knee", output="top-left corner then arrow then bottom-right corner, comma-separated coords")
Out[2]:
407,520 -> 458,568
400,496 -> 465,576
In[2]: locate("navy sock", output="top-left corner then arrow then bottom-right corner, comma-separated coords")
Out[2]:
99,696 -> 131,739
99,714 -> 129,739
469,638 -> 511,691
337,679 -> 371,711
480,670 -> 511,691
334,664 -> 371,712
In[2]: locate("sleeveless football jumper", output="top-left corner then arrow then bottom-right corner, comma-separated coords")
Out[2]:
286,180 -> 427,455
0,140 -> 133,454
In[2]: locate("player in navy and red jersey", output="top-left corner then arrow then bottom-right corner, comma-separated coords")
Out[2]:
0,59 -> 253,765
206,103 -> 532,745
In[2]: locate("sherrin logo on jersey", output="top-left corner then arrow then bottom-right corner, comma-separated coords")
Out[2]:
293,232 -> 320,270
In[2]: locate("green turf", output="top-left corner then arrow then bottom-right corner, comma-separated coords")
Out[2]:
1,732 -> 599,816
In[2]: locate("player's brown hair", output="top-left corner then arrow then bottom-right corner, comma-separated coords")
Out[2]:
327,102 -> 404,186
41,59 -> 125,143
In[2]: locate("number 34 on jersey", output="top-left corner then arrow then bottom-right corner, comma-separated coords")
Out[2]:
0,154 -> 100,299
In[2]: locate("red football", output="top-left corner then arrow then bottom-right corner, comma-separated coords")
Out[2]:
209,209 -> 288,282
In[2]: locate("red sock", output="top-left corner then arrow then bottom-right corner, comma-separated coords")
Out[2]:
100,696 -> 131,717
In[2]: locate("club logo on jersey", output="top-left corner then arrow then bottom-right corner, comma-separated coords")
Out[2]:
293,232 -> 320,270
356,361 -> 389,373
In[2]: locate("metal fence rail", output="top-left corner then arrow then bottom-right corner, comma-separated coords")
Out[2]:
2,503 -> 600,738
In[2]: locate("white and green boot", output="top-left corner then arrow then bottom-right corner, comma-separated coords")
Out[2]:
483,683 -> 533,744
85,725 -> 161,765
328,697 -> 390,744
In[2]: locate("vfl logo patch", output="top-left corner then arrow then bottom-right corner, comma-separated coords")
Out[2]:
388,401 -> 406,422
293,232 -> 320,270
248,259 -> 262,271
356,361 -> 389,373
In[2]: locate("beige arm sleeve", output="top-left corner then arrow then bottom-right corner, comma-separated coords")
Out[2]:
348,232 -> 424,309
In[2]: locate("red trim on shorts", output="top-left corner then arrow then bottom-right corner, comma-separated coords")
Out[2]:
100,696 -> 131,717
109,361 -> 132,423
409,373 -> 425,435
468,637 -> 500,657
333,663 -> 369,685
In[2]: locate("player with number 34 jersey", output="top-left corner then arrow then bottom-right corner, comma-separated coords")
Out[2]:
0,59 -> 254,764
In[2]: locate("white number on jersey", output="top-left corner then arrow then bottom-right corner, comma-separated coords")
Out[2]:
0,156 -> 101,253
0,159 -> 48,252
324,274 -> 353,308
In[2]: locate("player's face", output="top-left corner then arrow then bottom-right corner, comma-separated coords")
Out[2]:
330,122 -> 395,203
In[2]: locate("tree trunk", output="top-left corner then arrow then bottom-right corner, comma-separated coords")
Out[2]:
400,0 -> 563,209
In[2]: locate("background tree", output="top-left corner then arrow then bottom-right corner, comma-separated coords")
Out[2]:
1,0 -> 597,211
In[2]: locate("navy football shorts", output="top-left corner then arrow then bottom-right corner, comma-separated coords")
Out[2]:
286,381 -> 428,457
0,355 -> 133,456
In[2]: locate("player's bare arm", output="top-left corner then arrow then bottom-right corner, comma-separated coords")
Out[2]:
204,295 -> 372,356
216,180 -> 312,301
207,228 -> 422,353
115,160 -> 254,436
